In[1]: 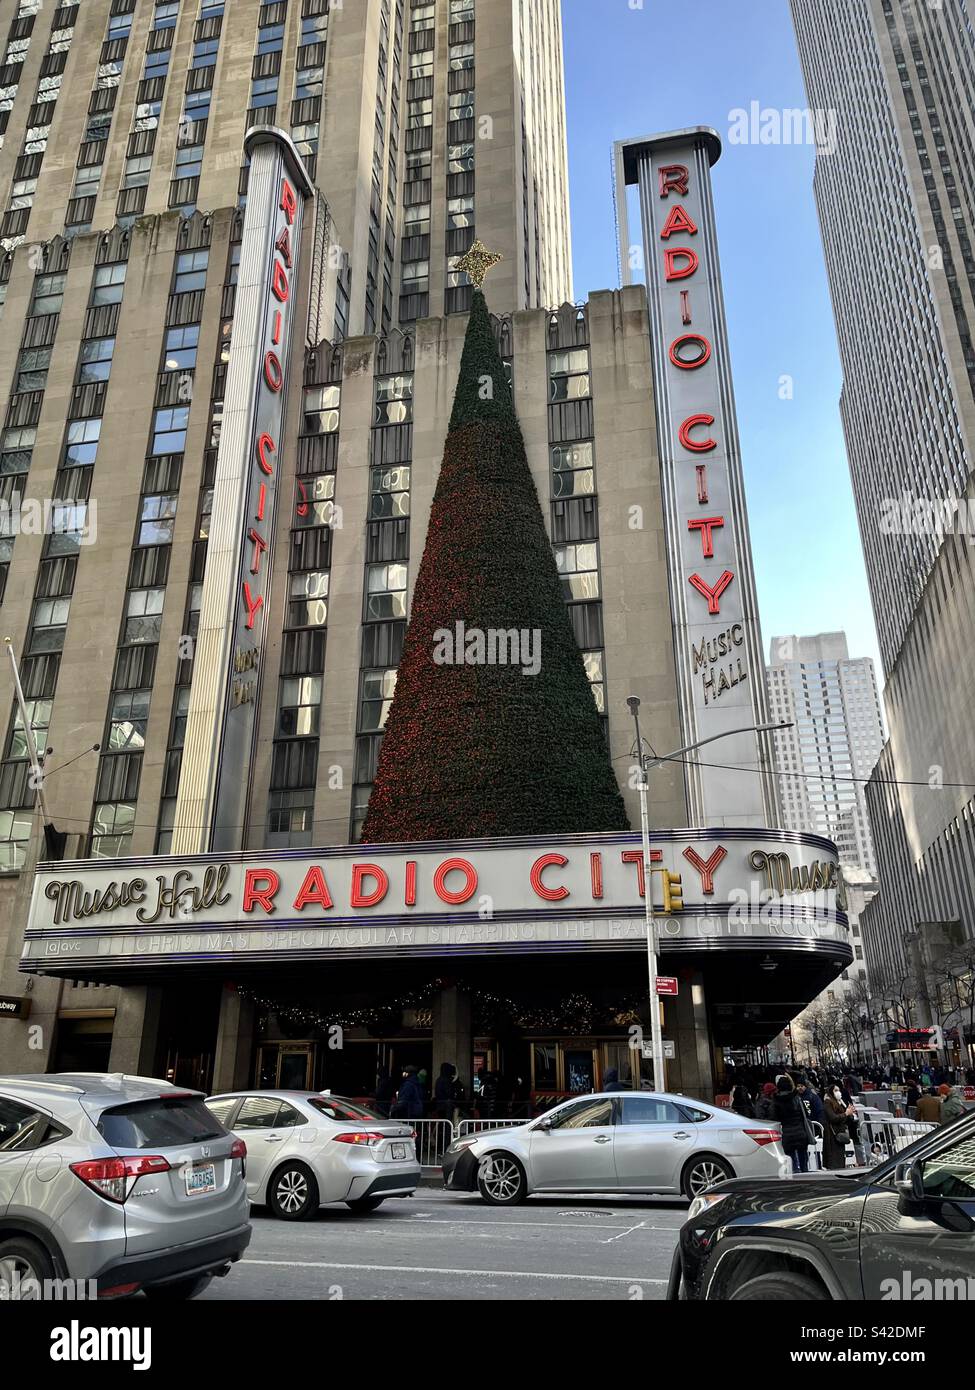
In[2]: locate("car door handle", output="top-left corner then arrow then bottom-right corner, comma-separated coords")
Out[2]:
593,1135 -> 612,1144
672,1132 -> 692,1140
265,1135 -> 284,1143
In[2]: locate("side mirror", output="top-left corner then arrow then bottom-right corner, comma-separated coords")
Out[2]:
894,1159 -> 926,1204
536,1116 -> 555,1132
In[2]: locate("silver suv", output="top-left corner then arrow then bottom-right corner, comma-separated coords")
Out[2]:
0,1073 -> 251,1300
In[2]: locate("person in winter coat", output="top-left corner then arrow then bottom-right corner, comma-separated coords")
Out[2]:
390,1065 -> 425,1119
434,1062 -> 459,1121
798,1079 -> 825,1126
754,1082 -> 777,1121
773,1075 -> 813,1173
916,1087 -> 943,1123
941,1088 -> 965,1125
823,1084 -> 853,1169
730,1084 -> 755,1119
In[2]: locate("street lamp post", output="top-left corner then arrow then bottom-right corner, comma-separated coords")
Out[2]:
625,698 -> 792,1092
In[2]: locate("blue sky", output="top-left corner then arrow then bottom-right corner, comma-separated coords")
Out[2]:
561,0 -> 884,681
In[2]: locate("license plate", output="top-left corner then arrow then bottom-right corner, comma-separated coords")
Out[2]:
391,1143 -> 408,1160
185,1162 -> 216,1196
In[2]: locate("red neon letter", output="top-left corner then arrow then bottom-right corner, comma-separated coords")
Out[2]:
271,259 -> 290,304
248,528 -> 268,575
242,581 -> 264,630
530,853 -> 569,902
621,848 -> 661,899
659,164 -> 689,197
350,864 -> 389,908
669,334 -> 712,370
293,866 -> 334,911
688,571 -> 735,615
664,247 -> 699,282
678,413 -> 717,452
696,465 -> 709,503
405,860 -> 417,907
590,851 -> 603,901
264,351 -> 283,392
275,224 -> 293,268
433,858 -> 479,906
255,482 -> 267,522
243,868 -> 279,913
280,178 -> 297,225
687,516 -> 725,559
257,433 -> 276,475
660,204 -> 698,239
682,845 -> 728,896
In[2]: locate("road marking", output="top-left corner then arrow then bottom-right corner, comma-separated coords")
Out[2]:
244,1259 -> 666,1286
602,1219 -> 651,1244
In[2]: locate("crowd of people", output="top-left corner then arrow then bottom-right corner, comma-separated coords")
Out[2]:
371,1062 -> 530,1122
721,1061 -> 970,1172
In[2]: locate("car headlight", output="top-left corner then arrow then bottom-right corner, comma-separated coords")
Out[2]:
446,1138 -> 480,1155
687,1192 -> 729,1220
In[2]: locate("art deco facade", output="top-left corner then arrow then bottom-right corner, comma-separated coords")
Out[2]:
792,0 -> 975,997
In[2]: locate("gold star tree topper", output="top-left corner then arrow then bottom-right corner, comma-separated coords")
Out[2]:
456,239 -> 503,289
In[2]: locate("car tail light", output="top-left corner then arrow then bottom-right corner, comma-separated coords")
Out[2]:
333,1131 -> 386,1147
70,1154 -> 171,1204
744,1128 -> 782,1148
99,1283 -> 141,1300
231,1138 -> 247,1177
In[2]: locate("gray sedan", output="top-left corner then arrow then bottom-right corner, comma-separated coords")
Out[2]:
442,1091 -> 790,1203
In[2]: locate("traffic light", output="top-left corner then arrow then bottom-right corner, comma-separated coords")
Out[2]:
661,870 -> 683,914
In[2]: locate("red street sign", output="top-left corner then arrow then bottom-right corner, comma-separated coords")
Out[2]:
656,977 -> 679,996
964,1087 -> 975,1102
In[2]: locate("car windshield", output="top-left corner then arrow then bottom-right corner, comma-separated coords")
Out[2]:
306,1096 -> 384,1122
97,1096 -> 226,1149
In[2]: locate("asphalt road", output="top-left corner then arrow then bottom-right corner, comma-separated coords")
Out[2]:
200,1188 -> 687,1301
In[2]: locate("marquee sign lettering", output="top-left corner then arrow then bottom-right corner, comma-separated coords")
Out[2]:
615,130 -> 775,825
21,831 -> 849,973
173,129 -> 313,854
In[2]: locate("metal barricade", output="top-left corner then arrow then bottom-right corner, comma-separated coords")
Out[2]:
456,1118 -> 525,1138
408,1118 -> 455,1168
857,1113 -> 935,1164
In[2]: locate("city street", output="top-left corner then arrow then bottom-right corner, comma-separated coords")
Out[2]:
200,1190 -> 685,1301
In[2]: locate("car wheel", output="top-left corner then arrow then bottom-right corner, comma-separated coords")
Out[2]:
476,1151 -> 526,1205
345,1196 -> 385,1213
729,1271 -> 829,1301
0,1236 -> 55,1293
268,1162 -> 319,1220
681,1154 -> 734,1200
143,1275 -> 213,1301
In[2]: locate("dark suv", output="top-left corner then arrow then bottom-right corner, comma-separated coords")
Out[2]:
669,1109 -> 975,1300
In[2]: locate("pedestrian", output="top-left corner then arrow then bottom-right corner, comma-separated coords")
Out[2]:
773,1075 -> 814,1173
941,1087 -> 965,1125
480,1070 -> 501,1119
798,1079 -> 825,1125
601,1067 -> 627,1093
904,1075 -> 921,1119
916,1086 -> 942,1123
730,1084 -> 755,1119
390,1065 -> 425,1119
754,1082 -> 777,1121
823,1082 -> 854,1169
434,1061 -> 459,1122
374,1067 -> 396,1118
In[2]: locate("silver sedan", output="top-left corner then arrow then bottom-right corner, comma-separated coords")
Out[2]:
442,1092 -> 790,1204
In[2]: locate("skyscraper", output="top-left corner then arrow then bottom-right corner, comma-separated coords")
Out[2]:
792,0 -> 975,993
767,633 -> 885,875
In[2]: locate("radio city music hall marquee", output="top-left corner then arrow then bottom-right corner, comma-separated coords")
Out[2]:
615,129 -> 773,826
21,831 -> 849,973
171,128 -> 313,856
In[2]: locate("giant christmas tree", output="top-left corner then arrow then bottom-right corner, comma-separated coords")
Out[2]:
361,248 -> 629,843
